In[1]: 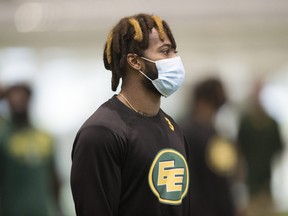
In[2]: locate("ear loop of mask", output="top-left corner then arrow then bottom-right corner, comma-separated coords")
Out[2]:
138,69 -> 153,82
141,56 -> 156,63
133,54 -> 154,82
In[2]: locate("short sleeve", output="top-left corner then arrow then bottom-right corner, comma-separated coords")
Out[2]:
70,126 -> 122,216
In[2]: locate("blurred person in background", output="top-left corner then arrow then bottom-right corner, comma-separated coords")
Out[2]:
236,80 -> 284,216
0,83 -> 63,216
70,13 -> 189,216
180,77 -> 238,216
0,85 -> 6,126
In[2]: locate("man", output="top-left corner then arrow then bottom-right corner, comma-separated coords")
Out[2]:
181,78 -> 237,216
0,83 -> 62,216
70,13 -> 189,216
0,85 -> 7,126
237,81 -> 283,216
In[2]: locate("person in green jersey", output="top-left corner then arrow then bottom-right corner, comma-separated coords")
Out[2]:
0,83 -> 62,216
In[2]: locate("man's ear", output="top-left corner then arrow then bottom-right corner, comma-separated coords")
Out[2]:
127,53 -> 142,70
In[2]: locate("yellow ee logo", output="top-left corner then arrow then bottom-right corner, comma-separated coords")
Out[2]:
149,149 -> 189,205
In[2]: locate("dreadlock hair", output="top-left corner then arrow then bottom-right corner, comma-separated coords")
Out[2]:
103,13 -> 177,91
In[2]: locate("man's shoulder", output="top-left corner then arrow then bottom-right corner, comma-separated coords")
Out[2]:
80,96 -> 128,132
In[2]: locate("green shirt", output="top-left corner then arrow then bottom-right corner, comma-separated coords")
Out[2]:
0,122 -> 58,216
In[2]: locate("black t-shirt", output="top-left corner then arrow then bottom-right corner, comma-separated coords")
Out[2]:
70,96 -> 190,216
181,118 -> 235,216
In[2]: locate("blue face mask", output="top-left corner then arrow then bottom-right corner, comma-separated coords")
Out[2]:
139,56 -> 185,97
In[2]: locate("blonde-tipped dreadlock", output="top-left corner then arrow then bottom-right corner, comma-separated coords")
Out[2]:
103,13 -> 176,91
152,15 -> 165,40
128,17 -> 143,42
106,31 -> 113,64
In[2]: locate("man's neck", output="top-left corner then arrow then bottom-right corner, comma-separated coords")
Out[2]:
11,113 -> 30,126
192,103 -> 216,125
118,85 -> 161,116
